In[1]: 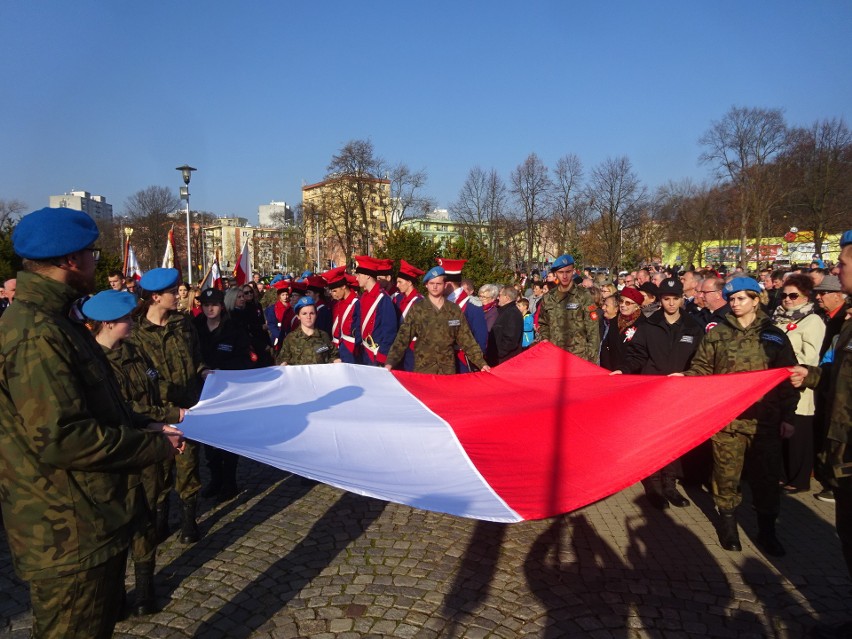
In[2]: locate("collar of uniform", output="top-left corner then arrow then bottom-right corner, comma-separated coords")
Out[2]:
14,270 -> 84,315
138,311 -> 184,331
723,308 -> 770,332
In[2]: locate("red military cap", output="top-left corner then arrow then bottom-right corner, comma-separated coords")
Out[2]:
354,255 -> 383,278
291,279 -> 308,293
376,258 -> 394,276
436,257 -> 467,282
619,286 -> 644,306
397,259 -> 425,282
305,275 -> 328,291
272,279 -> 291,291
323,265 -> 349,289
344,273 -> 359,289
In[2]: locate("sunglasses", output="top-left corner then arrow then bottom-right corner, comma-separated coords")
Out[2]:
779,292 -> 802,301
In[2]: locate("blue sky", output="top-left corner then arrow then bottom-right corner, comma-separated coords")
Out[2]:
1,1 -> 850,224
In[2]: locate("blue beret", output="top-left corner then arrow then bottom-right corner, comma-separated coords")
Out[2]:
722,277 -> 761,300
270,274 -> 284,285
139,268 -> 180,292
13,207 -> 100,259
422,266 -> 446,284
550,254 -> 575,271
82,290 -> 137,322
300,270 -> 314,278
841,230 -> 852,248
293,296 -> 316,313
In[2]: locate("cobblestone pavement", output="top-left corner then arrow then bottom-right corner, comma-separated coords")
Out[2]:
2,458 -> 850,638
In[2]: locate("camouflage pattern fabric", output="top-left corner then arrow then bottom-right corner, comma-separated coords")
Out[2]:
276,327 -> 339,365
386,298 -> 487,374
536,284 -> 600,362
711,430 -> 782,514
0,271 -> 174,581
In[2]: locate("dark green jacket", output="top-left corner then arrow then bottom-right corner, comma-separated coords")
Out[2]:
536,284 -> 600,362
103,342 -> 181,424
127,311 -> 206,410
387,298 -> 486,374
0,272 -> 173,580
276,327 -> 339,365
685,311 -> 799,435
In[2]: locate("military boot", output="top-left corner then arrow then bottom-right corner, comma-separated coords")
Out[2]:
132,561 -> 156,616
179,497 -> 200,544
642,475 -> 669,510
155,501 -> 170,544
662,474 -> 691,508
718,509 -> 742,551
756,514 -> 785,557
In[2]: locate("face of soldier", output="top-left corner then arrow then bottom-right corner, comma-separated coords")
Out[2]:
154,287 -> 179,311
108,275 -> 123,291
66,249 -> 98,294
426,277 -> 446,300
727,292 -> 759,319
396,278 -> 413,295
202,302 -> 222,320
298,306 -> 317,329
660,295 -> 683,317
329,286 -> 345,301
108,315 -> 134,340
838,245 -> 852,294
554,266 -> 574,288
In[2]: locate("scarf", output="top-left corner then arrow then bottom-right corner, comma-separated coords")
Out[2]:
617,309 -> 641,334
274,300 -> 289,323
482,300 -> 498,313
772,301 -> 815,331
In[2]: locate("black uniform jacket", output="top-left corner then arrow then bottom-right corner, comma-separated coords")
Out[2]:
622,309 -> 704,375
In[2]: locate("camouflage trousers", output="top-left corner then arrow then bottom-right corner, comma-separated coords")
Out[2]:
130,461 -> 165,564
157,440 -> 201,506
29,548 -> 127,639
711,429 -> 782,514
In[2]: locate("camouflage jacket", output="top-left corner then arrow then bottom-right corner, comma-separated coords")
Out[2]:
803,314 -> 852,473
127,311 -> 207,410
0,272 -> 173,579
685,311 -> 799,435
276,327 -> 339,365
386,298 -> 486,374
536,284 -> 600,363
103,341 -> 182,424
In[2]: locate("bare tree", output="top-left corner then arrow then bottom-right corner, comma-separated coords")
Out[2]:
585,156 -> 646,271
656,180 -> 722,267
510,153 -> 552,271
782,118 -> 852,258
699,106 -> 788,269
546,154 -> 586,261
387,163 -> 434,229
0,199 -> 27,228
124,186 -> 181,269
450,166 -> 507,258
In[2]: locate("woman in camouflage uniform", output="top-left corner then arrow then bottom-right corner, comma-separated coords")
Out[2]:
276,296 -> 341,365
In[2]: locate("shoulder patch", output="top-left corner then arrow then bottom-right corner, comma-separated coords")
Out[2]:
759,331 -> 784,345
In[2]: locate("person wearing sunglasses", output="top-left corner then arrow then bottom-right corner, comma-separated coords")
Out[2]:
771,273 -> 825,495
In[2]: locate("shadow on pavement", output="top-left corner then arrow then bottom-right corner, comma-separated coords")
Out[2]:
190,490 -> 385,639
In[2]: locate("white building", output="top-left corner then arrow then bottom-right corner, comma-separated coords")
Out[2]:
49,190 -> 113,222
258,200 -> 295,227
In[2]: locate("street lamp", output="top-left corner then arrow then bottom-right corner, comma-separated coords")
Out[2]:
176,164 -> 197,284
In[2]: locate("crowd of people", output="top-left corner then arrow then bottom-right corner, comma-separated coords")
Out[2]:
1,206 -> 850,639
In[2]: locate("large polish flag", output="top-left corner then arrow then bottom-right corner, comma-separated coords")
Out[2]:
180,343 -> 791,522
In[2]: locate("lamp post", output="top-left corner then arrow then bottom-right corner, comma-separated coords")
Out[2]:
176,164 -> 197,284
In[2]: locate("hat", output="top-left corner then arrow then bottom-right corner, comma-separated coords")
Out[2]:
13,207 -> 100,259
814,274 -> 842,292
354,255 -> 383,278
841,230 -> 852,248
305,275 -> 328,291
139,268 -> 180,293
270,274 -> 284,285
82,290 -> 137,321
293,296 -> 316,313
272,279 -> 291,291
344,273 -> 359,288
658,278 -> 684,298
322,266 -> 348,289
436,258 -> 466,282
290,279 -> 308,293
299,270 -> 314,278
199,288 -> 224,305
638,282 -> 659,298
550,254 -> 575,272
423,266 -> 446,284
619,287 -> 644,306
376,258 -> 394,276
722,277 -> 761,300
398,259 -> 425,282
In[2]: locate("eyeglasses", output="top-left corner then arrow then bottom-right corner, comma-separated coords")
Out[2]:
779,292 -> 802,300
697,289 -> 718,296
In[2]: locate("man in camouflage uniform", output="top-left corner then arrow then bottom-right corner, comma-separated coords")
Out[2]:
791,230 -> 852,639
683,277 -> 798,557
385,266 -> 490,374
537,254 -> 600,362
0,208 -> 181,639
